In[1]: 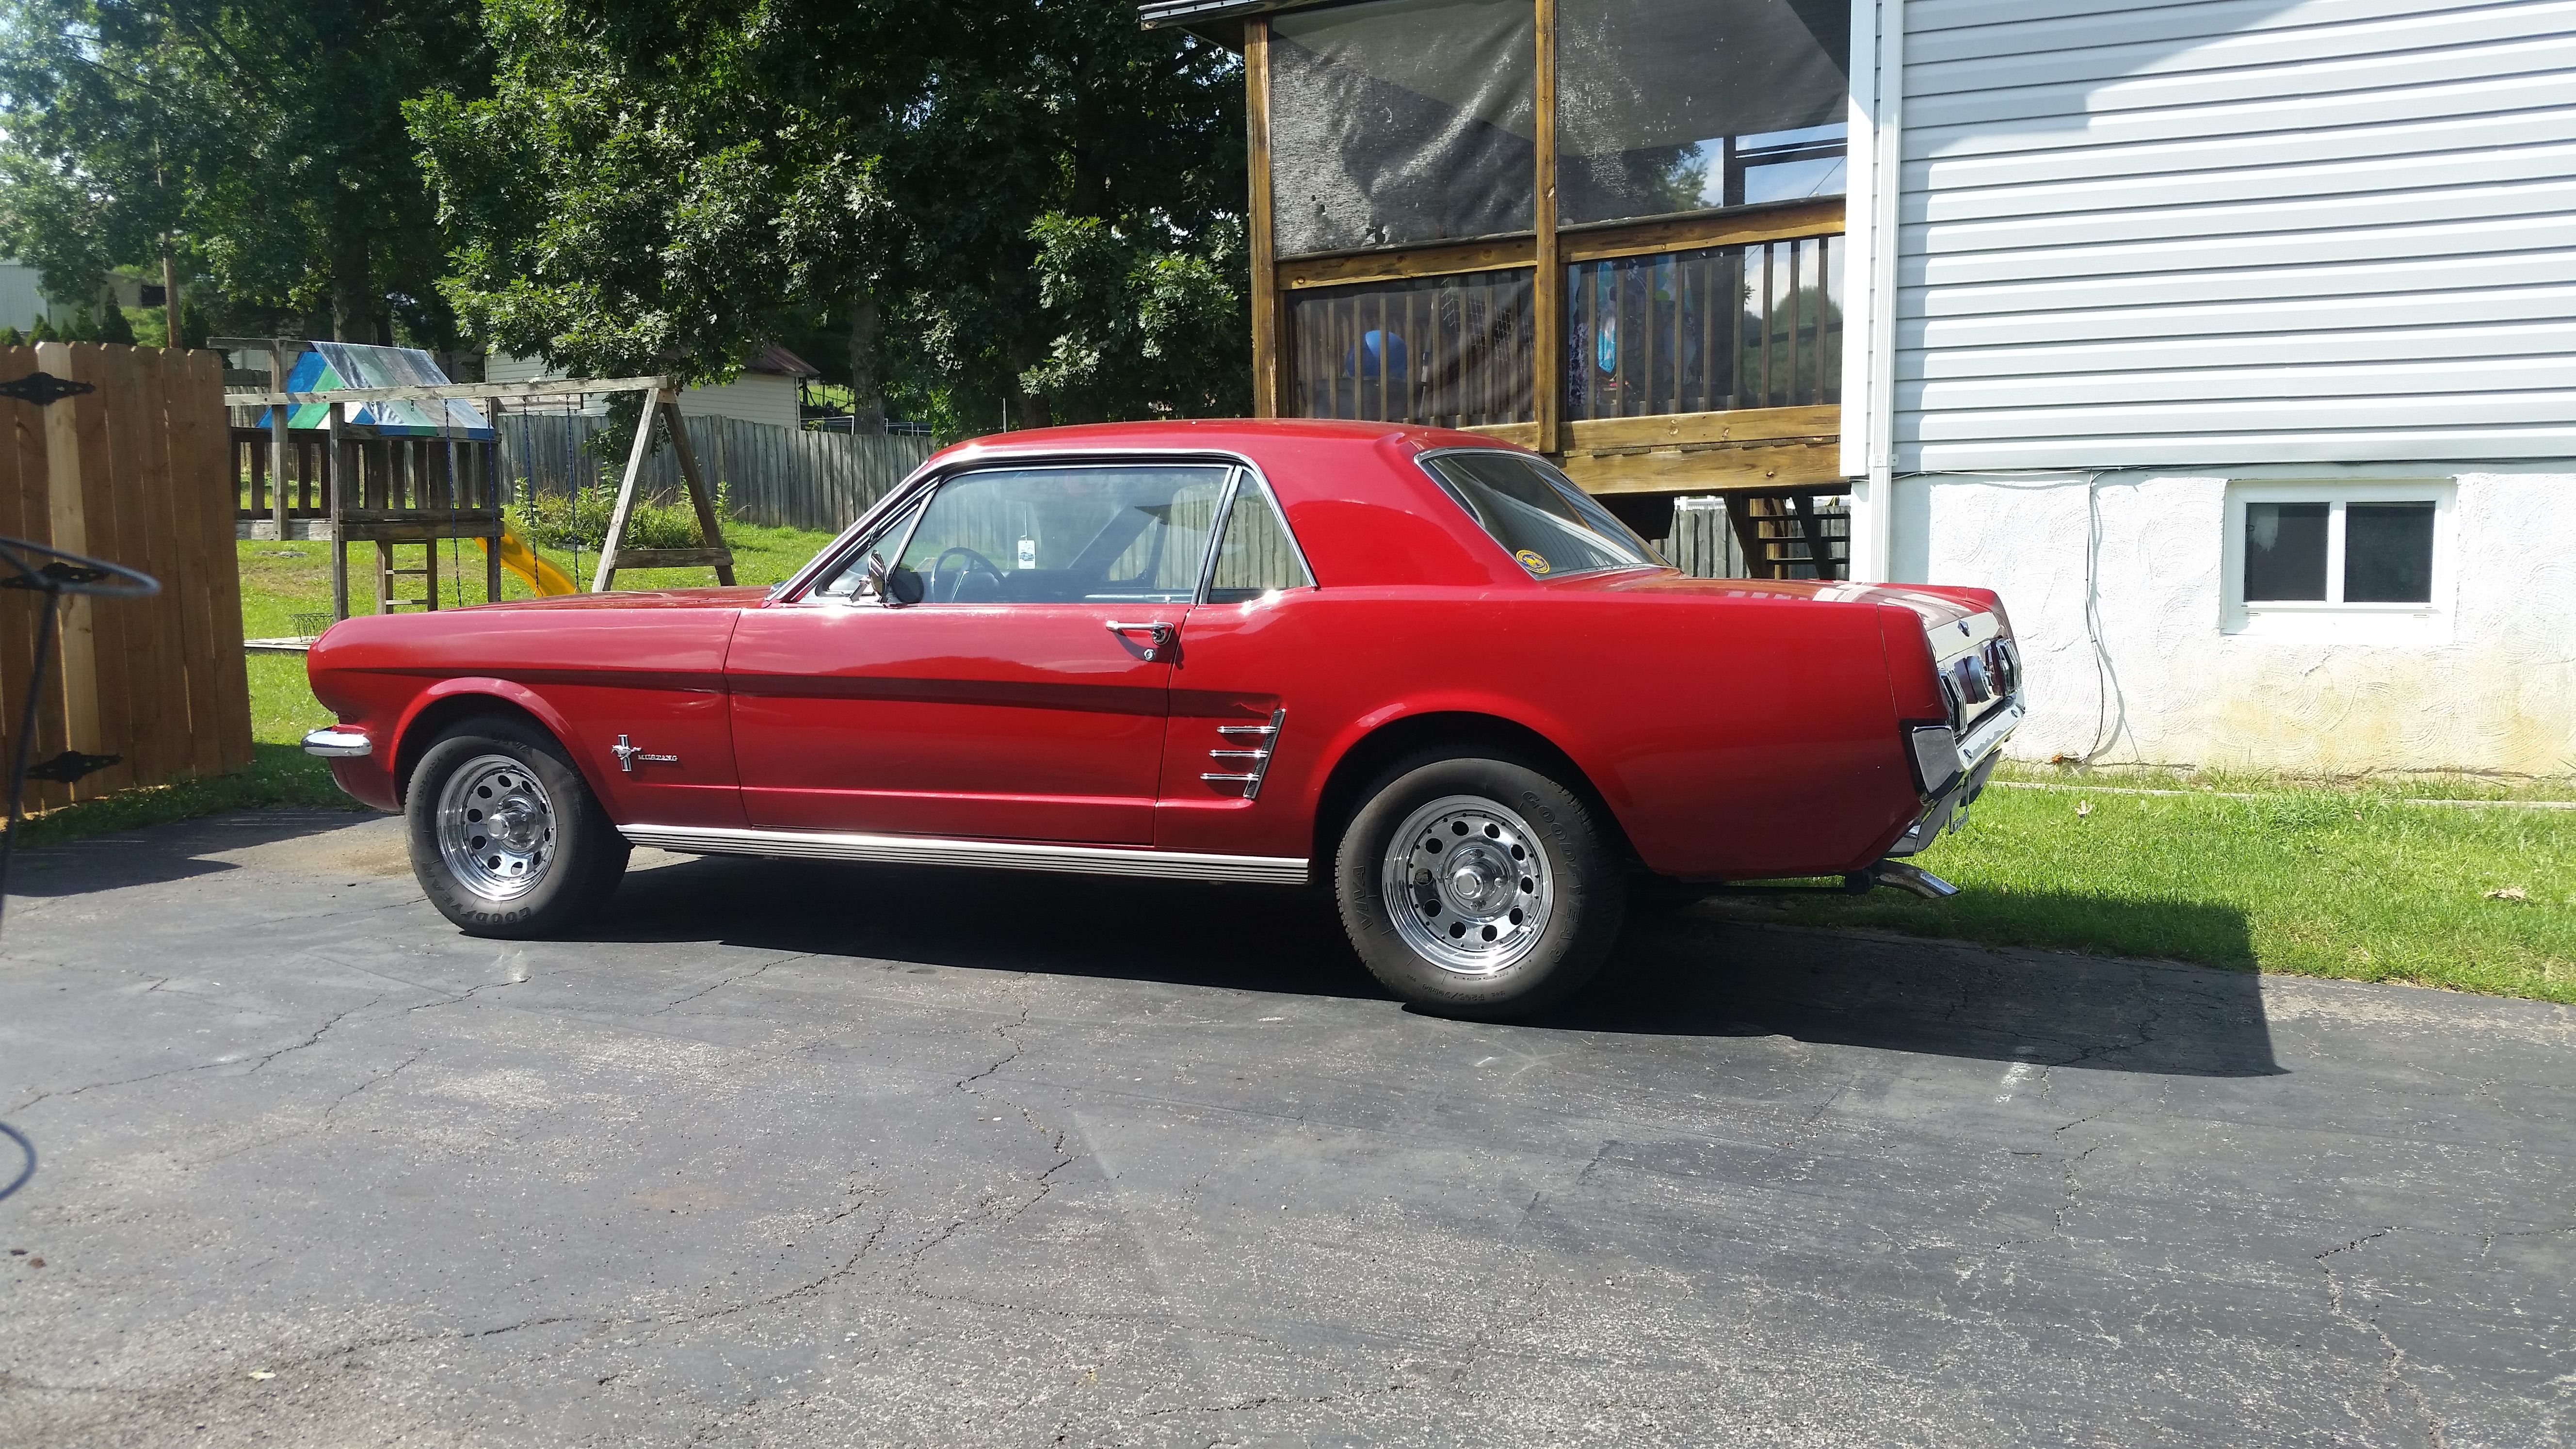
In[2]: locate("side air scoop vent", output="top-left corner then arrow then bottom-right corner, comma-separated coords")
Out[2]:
1201,708 -> 1286,800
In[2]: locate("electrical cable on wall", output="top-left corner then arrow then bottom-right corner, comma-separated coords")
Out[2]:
1893,467 -> 2132,768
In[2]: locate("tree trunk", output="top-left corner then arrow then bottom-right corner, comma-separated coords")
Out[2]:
328,204 -> 378,343
161,247 -> 180,350
846,289 -> 885,435
1008,338 -> 1055,432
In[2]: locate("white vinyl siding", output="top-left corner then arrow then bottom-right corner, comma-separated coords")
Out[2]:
669,373 -> 802,429
0,262 -> 60,330
1892,0 -> 2576,470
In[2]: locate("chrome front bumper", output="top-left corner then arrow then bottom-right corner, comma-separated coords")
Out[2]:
301,726 -> 373,758
1886,695 -> 2022,858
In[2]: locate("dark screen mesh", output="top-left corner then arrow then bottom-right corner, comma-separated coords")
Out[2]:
2244,503 -> 2329,602
1288,269 -> 1535,426
1270,0 -> 1536,257
2344,503 -> 2435,603
1566,233 -> 1840,418
1556,0 -> 1848,225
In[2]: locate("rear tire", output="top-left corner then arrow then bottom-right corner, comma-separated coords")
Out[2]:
1334,753 -> 1626,1019
405,715 -> 629,937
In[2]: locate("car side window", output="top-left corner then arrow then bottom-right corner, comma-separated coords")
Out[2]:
1205,477 -> 1316,603
888,464 -> 1234,606
1419,450 -> 1660,578
811,495 -> 928,600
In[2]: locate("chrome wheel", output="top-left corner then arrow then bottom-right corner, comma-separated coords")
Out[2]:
1381,794 -> 1554,977
435,754 -> 557,902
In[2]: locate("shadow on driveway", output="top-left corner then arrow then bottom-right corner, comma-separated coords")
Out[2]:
596,853 -> 2281,1079
7,812 -> 2279,1080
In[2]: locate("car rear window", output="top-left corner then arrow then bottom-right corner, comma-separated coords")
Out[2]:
1418,451 -> 1660,578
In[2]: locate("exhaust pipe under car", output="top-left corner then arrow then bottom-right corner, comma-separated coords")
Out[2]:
1867,860 -> 1960,899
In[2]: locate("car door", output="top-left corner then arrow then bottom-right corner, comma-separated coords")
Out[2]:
725,460 -> 1232,844
1154,472 -> 1325,859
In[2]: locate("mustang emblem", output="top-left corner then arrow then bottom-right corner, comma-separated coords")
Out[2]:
611,735 -> 680,773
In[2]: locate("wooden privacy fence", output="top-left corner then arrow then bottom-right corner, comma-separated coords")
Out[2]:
1,343 -> 252,809
496,414 -> 934,533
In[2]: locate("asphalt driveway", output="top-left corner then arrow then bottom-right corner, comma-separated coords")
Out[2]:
0,810 -> 2569,1447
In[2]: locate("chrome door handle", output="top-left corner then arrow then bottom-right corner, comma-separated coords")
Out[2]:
1106,620 -> 1175,660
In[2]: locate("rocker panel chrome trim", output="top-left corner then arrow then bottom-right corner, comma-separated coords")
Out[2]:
619,822 -> 1310,886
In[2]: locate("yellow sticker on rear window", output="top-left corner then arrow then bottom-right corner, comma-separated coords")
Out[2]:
1514,549 -> 1551,575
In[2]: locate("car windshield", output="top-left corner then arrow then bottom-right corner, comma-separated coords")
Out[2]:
1418,451 -> 1660,578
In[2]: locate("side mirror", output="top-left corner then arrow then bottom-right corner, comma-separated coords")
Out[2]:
872,554 -> 925,607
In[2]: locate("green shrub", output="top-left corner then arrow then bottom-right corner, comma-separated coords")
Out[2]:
514,481 -> 727,552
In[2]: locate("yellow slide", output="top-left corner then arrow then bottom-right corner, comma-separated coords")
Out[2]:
476,519 -> 579,596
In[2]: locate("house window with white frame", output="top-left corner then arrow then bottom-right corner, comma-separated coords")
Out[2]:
2223,481 -> 2454,635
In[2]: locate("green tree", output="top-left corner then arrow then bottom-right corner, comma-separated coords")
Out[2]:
875,0 -> 1247,430
413,0 -> 1249,434
0,0 -> 489,345
411,0 -> 921,417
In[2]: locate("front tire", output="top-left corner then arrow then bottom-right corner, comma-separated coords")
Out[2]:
405,715 -> 629,937
1335,754 -> 1627,1019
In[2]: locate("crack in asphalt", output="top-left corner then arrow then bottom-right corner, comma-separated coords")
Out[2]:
956,1004 -> 1032,1092
2316,1228 -> 2448,1449
245,996 -> 386,1072
318,1048 -> 430,1127
6,1059 -> 229,1117
6,994 -> 388,1114
2056,1140 -> 2107,1234
652,953 -> 813,1016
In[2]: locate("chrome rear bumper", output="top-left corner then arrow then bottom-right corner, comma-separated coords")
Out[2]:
1886,695 -> 2022,858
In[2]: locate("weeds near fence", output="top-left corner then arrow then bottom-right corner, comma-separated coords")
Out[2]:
513,480 -> 729,551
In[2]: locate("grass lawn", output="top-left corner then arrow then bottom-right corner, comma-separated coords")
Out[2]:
22,531 -> 2576,1005
1726,771 -> 2576,1005
235,522 -> 841,634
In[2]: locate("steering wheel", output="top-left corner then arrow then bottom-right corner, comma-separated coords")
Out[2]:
928,546 -> 1008,603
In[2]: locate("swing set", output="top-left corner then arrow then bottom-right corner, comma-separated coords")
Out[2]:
229,346 -> 733,624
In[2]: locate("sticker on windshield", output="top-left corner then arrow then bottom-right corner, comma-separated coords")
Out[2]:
1514,548 -> 1551,575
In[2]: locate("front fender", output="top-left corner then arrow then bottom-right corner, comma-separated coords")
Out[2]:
390,677 -> 619,807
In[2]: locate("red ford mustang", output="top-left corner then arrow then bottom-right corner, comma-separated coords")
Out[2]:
305,420 -> 2022,1017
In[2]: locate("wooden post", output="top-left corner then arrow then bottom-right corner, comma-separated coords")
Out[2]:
1245,16 -> 1280,419
32,341 -> 97,777
268,337 -> 290,538
1531,0 -> 1562,456
590,390 -> 664,592
661,399 -> 736,585
328,399 -> 350,621
484,438 -> 504,603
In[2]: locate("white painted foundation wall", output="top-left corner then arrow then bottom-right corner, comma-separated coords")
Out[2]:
1837,0 -> 2576,775
1898,466 -> 2576,775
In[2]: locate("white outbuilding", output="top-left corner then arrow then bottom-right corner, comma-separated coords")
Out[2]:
485,343 -> 821,430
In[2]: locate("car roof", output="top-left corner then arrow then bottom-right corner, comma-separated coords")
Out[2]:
920,419 -> 1544,589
